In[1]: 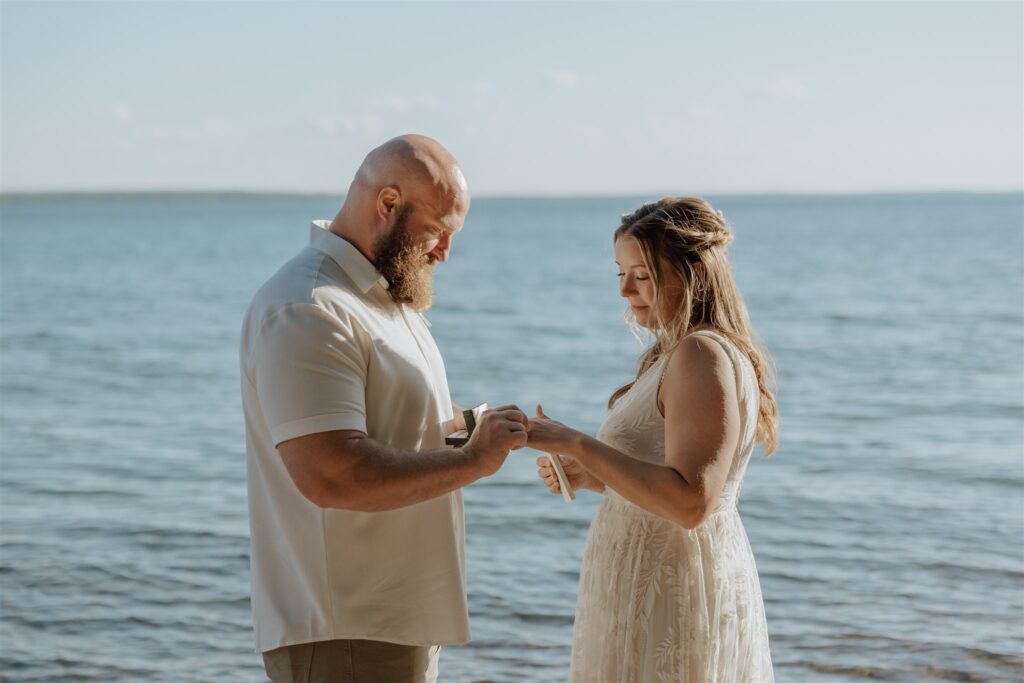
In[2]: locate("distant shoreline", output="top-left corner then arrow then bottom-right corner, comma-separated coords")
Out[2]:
1,189 -> 1022,202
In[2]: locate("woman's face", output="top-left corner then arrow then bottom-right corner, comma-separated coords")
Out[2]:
615,237 -> 658,328
615,236 -> 685,330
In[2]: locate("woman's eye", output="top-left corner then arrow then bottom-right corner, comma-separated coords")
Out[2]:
616,273 -> 625,278
636,276 -> 649,281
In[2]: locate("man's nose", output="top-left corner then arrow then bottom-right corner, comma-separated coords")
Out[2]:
429,234 -> 452,263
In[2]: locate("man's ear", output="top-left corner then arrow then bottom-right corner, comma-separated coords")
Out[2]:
376,186 -> 401,220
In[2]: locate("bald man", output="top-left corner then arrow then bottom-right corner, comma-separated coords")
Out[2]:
240,135 -> 528,682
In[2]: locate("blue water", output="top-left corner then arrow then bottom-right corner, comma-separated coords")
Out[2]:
1,193 -> 1022,682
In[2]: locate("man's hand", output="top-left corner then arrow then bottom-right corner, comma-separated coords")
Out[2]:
445,403 -> 468,436
464,404 -> 529,476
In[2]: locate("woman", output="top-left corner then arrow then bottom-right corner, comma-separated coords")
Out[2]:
529,197 -> 777,682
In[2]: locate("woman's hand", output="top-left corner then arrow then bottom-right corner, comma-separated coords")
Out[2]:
526,404 -> 581,454
530,405 -> 605,493
536,452 -> 602,494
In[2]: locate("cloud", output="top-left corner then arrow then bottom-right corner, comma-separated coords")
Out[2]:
278,115 -> 384,140
546,69 -> 580,89
97,103 -> 133,124
686,103 -> 718,121
179,60 -> 233,79
366,93 -> 440,112
132,117 -> 244,143
749,75 -> 809,101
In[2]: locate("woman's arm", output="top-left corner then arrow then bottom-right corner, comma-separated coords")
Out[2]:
528,335 -> 741,528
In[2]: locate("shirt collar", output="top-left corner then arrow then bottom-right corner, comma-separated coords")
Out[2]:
309,220 -> 390,294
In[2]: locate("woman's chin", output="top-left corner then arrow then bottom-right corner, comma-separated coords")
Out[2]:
632,308 -> 655,329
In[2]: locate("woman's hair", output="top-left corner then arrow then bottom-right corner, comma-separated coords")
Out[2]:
609,196 -> 778,454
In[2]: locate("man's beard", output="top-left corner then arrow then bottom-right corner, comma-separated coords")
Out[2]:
371,206 -> 436,311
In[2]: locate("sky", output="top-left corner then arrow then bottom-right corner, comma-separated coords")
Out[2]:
1,1 -> 1021,196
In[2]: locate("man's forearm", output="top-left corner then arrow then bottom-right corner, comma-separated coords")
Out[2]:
323,436 -> 483,512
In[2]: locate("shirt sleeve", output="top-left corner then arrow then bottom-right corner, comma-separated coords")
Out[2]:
253,303 -> 369,445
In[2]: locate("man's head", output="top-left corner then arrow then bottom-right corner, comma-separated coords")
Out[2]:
330,134 -> 470,311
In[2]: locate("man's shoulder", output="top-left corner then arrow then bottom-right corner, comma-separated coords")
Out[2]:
244,248 -> 392,340
251,247 -> 355,308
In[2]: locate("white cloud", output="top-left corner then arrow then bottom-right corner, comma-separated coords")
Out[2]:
749,75 -> 809,101
131,117 -> 245,143
25,122 -> 53,135
97,103 -> 133,124
686,103 -> 718,121
546,69 -> 580,89
179,60 -> 233,79
279,115 -> 384,140
366,93 -> 441,112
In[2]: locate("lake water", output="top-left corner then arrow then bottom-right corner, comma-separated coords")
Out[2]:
1,192 -> 1022,682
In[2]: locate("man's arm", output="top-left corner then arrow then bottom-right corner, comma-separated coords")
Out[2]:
277,405 -> 528,511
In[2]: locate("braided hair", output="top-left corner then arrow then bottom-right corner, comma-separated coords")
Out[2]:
609,197 -> 779,454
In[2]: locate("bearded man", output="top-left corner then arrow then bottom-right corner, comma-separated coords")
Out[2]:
239,135 -> 529,683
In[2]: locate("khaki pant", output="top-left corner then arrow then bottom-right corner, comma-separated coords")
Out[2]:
262,639 -> 440,683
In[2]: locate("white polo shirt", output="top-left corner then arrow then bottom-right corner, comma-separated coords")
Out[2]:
240,221 -> 470,653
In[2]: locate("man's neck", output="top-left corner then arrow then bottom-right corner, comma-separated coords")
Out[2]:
329,212 -> 376,264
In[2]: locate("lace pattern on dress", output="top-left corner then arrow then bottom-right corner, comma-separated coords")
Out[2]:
570,330 -> 774,682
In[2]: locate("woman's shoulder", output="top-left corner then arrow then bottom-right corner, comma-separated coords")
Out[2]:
663,331 -> 737,395
669,329 -> 732,369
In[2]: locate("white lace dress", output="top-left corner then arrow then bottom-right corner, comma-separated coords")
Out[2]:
570,330 -> 774,683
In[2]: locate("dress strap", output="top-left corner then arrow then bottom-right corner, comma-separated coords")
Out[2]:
651,350 -> 673,415
685,328 -> 735,357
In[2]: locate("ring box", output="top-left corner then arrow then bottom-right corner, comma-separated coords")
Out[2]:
444,403 -> 488,446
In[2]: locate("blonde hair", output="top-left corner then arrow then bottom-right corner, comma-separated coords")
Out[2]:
609,197 -> 779,454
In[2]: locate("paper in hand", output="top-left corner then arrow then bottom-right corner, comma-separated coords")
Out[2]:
546,453 -> 575,502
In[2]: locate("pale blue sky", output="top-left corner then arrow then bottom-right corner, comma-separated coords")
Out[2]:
2,1 -> 1021,195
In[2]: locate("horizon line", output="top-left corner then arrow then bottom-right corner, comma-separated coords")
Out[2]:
2,188 -> 1022,201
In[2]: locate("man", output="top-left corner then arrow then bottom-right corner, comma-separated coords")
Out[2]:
240,134 -> 528,682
